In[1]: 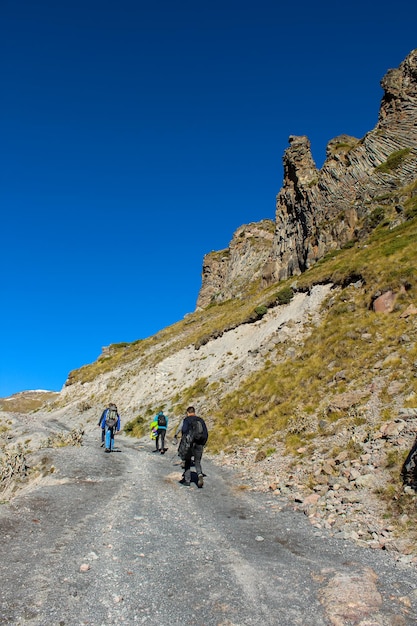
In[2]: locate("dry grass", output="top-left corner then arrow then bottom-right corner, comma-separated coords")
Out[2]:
207,212 -> 417,454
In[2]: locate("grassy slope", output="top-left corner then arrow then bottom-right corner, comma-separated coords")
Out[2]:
210,212 -> 417,449
69,208 -> 417,446
63,186 -> 417,475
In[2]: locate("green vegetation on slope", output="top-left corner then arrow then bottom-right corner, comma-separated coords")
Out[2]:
69,182 -> 417,485
208,213 -> 417,460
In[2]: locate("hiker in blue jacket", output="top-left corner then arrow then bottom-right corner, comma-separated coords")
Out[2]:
154,411 -> 168,454
98,403 -> 121,452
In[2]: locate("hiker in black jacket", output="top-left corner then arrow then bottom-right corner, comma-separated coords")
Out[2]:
179,406 -> 208,488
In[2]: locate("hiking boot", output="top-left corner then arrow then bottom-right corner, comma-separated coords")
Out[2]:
160,449 -> 165,455
105,449 -> 111,453
100,442 -> 104,447
197,474 -> 204,488
179,478 -> 190,486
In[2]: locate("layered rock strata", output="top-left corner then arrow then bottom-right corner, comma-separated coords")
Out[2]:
197,49 -> 417,305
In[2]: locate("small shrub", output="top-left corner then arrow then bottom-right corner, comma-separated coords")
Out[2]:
405,196 -> 417,220
385,449 -> 402,469
275,286 -> 294,305
254,305 -> 268,319
255,449 -> 267,462
368,207 -> 385,228
285,433 -> 303,452
124,415 -> 146,438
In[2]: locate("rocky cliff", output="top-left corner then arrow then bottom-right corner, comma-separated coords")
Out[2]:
197,49 -> 417,302
196,219 -> 275,309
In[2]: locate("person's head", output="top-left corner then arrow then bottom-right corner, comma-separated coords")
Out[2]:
109,402 -> 117,410
186,406 -> 196,416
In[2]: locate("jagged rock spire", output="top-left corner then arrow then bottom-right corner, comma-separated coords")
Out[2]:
263,48 -> 417,285
196,50 -> 417,305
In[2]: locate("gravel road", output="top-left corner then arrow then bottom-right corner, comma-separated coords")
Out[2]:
1,432 -> 417,626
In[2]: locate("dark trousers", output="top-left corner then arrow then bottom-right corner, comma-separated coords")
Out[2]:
156,428 -> 166,450
184,444 -> 203,483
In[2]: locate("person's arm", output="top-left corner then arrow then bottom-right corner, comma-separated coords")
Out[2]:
174,419 -> 183,438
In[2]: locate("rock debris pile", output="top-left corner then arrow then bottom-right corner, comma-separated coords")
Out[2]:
218,410 -> 417,565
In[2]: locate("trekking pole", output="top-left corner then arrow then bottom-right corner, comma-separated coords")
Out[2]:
170,438 -> 182,465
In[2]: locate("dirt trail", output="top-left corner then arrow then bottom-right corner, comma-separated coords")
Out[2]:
1,430 -> 417,625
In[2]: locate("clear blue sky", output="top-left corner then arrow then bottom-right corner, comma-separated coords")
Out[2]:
1,0 -> 416,397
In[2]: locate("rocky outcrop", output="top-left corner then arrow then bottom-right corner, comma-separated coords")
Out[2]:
265,49 -> 417,283
0,445 -> 28,498
219,409 -> 417,564
196,50 -> 417,304
196,219 -> 275,309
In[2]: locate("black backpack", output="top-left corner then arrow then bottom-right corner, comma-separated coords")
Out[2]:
178,416 -> 208,460
401,436 -> 417,488
192,416 -> 208,445
157,413 -> 167,427
106,407 -> 118,429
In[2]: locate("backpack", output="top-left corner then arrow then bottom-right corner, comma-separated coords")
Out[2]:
106,407 -> 118,429
157,413 -> 167,427
178,416 -> 208,460
402,436 -> 417,488
150,420 -> 158,439
191,417 -> 208,445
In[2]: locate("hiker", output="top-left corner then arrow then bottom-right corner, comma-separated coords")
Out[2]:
178,406 -> 208,487
100,403 -> 121,453
399,408 -> 417,490
98,406 -> 109,446
152,411 -> 169,454
401,434 -> 417,490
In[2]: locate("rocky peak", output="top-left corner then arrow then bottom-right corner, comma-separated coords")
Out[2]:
379,48 -> 417,127
196,49 -> 417,304
284,135 -> 318,186
264,48 -> 417,285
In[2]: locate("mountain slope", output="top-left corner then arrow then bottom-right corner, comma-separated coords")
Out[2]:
2,50 -> 417,560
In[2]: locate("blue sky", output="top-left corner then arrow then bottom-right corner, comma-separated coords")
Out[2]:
1,0 -> 416,397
